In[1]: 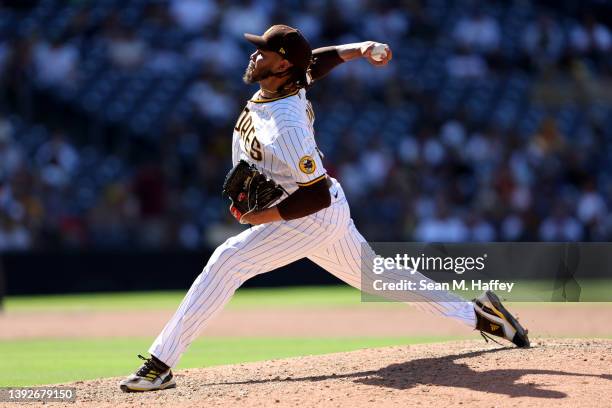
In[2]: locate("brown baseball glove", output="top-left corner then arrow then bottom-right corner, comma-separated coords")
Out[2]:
222,160 -> 285,221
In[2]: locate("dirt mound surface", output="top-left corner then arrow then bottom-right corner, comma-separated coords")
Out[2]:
7,338 -> 611,408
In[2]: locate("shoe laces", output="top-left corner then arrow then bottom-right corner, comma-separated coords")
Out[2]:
136,354 -> 162,377
479,331 -> 504,346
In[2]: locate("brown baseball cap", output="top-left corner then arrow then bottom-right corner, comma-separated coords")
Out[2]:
244,25 -> 312,72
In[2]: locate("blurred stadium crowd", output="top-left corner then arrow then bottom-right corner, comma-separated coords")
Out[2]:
1,0 -> 611,251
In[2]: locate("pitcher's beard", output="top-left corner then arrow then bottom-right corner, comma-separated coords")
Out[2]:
243,63 -> 274,84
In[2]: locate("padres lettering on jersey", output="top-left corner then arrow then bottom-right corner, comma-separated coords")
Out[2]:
231,88 -> 328,195
233,107 -> 262,161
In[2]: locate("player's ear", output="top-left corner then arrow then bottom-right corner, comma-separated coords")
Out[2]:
277,58 -> 293,73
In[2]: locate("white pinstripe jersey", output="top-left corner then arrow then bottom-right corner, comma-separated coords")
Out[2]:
231,88 -> 328,195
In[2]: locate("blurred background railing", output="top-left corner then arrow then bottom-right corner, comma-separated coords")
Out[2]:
0,250 -> 341,295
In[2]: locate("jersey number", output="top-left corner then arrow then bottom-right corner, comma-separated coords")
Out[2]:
234,107 -> 263,161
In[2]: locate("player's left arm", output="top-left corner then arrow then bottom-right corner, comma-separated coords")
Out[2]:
308,41 -> 392,83
239,179 -> 330,225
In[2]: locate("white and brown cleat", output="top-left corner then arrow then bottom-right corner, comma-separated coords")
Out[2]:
473,290 -> 530,348
119,354 -> 176,392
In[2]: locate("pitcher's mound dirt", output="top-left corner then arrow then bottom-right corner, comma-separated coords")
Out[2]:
28,339 -> 612,408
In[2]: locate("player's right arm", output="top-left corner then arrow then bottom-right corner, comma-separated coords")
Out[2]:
309,41 -> 393,82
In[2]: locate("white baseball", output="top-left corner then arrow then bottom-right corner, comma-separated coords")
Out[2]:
370,44 -> 388,61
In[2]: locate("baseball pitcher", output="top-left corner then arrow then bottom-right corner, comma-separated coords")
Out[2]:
119,25 -> 529,392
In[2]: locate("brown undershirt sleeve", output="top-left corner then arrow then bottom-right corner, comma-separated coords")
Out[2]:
277,177 -> 331,220
308,46 -> 345,83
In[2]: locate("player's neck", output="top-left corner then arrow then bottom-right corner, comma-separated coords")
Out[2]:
259,78 -> 297,99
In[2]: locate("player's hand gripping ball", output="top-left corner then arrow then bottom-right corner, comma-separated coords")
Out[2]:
361,42 -> 392,66
371,44 -> 388,61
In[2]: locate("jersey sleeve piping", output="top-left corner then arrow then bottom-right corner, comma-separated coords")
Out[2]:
296,173 -> 327,186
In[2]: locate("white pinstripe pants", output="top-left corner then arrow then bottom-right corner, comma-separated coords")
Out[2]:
150,187 -> 476,367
